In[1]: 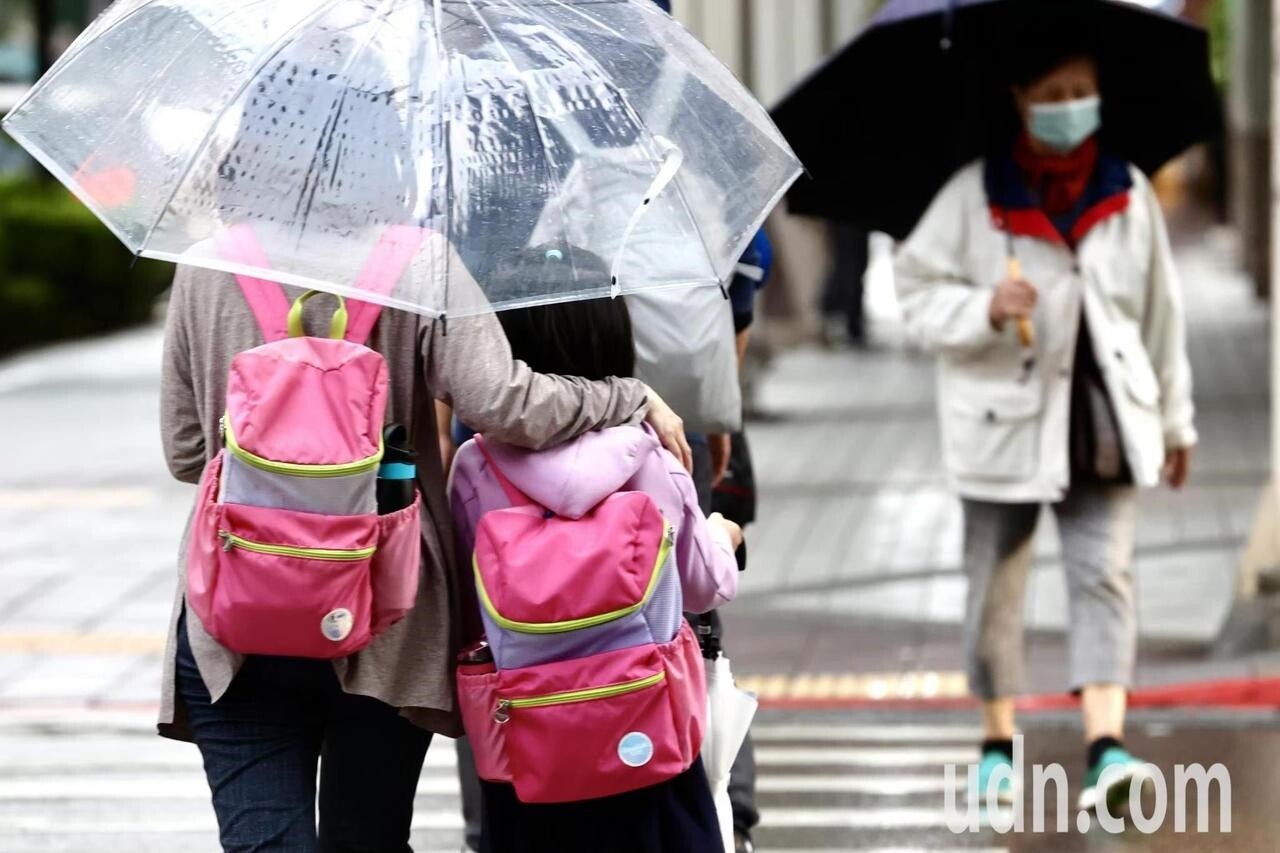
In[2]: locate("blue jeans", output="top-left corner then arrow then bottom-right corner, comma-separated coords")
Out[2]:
176,614 -> 432,852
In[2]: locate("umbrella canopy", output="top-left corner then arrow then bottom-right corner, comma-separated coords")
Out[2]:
771,0 -> 1219,239
2,0 -> 800,317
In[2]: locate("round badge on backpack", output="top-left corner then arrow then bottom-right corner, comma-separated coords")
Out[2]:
617,731 -> 654,768
321,608 -> 354,642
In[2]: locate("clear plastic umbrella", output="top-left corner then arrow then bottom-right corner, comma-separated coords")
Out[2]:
2,0 -> 800,317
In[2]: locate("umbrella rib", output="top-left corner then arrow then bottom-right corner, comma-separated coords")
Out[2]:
290,0 -> 403,239
536,0 -> 629,40
513,0 -> 720,289
4,0 -> 170,120
462,0 -> 580,285
15,0 -> 294,252
431,0 -> 456,318
135,0 -> 349,257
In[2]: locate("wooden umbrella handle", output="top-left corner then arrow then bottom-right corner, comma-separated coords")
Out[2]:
1007,256 -> 1035,348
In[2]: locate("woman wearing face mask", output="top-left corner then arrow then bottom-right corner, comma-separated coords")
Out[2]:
895,29 -> 1196,815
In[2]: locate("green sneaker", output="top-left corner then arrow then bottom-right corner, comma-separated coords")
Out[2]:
1078,747 -> 1155,813
974,750 -> 1017,806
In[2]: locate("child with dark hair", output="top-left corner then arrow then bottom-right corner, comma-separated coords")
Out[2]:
449,245 -> 742,853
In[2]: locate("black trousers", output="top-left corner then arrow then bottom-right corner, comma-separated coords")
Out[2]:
480,759 -> 724,853
176,614 -> 432,852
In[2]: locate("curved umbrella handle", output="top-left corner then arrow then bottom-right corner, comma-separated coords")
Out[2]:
1007,256 -> 1035,349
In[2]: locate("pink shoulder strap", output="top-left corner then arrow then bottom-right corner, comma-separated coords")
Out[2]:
344,224 -> 427,345
214,224 -> 426,345
214,225 -> 293,343
473,436 -> 537,508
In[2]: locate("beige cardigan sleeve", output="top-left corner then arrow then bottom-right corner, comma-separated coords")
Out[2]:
160,267 -> 207,485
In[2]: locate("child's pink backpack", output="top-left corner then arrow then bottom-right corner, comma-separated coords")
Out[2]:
185,225 -> 424,659
457,437 -> 707,804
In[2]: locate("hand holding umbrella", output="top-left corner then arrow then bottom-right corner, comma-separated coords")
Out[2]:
989,258 -> 1037,345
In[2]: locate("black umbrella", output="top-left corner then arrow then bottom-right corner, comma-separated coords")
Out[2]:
771,0 -> 1220,239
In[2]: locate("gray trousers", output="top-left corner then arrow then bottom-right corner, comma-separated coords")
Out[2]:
962,484 -> 1138,700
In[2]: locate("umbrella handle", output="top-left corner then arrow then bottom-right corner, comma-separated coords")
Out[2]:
1007,256 -> 1035,349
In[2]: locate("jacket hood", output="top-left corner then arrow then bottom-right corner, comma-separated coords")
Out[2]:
482,426 -> 659,519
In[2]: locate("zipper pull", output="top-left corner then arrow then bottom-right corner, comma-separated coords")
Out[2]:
493,700 -> 511,724
219,531 -> 234,552
218,415 -> 227,442
666,526 -> 676,546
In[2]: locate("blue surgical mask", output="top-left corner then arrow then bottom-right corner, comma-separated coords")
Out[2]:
1028,96 -> 1101,153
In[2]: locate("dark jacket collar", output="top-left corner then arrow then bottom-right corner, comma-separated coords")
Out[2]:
984,145 -> 1133,247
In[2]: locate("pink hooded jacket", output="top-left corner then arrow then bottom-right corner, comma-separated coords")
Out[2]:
448,424 -> 738,641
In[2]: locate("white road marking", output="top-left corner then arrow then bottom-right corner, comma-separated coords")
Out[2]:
0,488 -> 156,509
758,806 -> 957,829
0,812 -> 466,833
0,774 -> 463,800
783,849 -> 1004,853
751,724 -> 980,743
756,746 -> 976,767
757,774 -> 963,795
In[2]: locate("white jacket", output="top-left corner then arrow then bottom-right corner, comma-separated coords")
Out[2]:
895,161 -> 1196,503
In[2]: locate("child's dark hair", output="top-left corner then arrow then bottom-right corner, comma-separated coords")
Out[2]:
492,245 -> 636,381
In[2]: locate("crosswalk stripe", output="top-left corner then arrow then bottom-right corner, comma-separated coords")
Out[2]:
757,774 -> 962,795
0,812 -> 468,834
751,724 -> 980,743
758,806 -> 957,829
783,849 -> 1005,853
0,772 -> 967,801
0,775 -> 463,800
0,716 -> 999,850
756,746 -> 976,767
1,740 -> 979,773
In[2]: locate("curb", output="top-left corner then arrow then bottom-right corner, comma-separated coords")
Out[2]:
755,676 -> 1280,712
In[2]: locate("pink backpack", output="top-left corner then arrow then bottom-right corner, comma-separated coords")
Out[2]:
185,225 -> 424,658
457,438 -> 707,804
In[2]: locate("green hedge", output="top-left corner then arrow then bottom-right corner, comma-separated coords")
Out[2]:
0,179 -> 173,356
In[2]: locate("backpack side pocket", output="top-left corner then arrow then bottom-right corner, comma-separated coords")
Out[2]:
371,495 -> 422,635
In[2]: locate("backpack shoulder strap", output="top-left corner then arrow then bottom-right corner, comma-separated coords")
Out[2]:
473,436 -> 537,508
344,225 -> 428,346
213,224 -> 292,343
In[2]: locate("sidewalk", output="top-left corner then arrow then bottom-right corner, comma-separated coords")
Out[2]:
729,228 -> 1280,701
0,230 -> 1274,711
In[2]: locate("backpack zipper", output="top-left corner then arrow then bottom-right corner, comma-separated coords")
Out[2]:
222,412 -> 384,479
493,670 -> 666,723
219,531 -> 376,562
474,522 -> 675,635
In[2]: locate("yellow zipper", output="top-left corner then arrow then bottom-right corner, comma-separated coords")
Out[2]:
475,523 -> 675,635
222,413 -> 384,479
493,670 -> 665,723
219,531 -> 376,562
